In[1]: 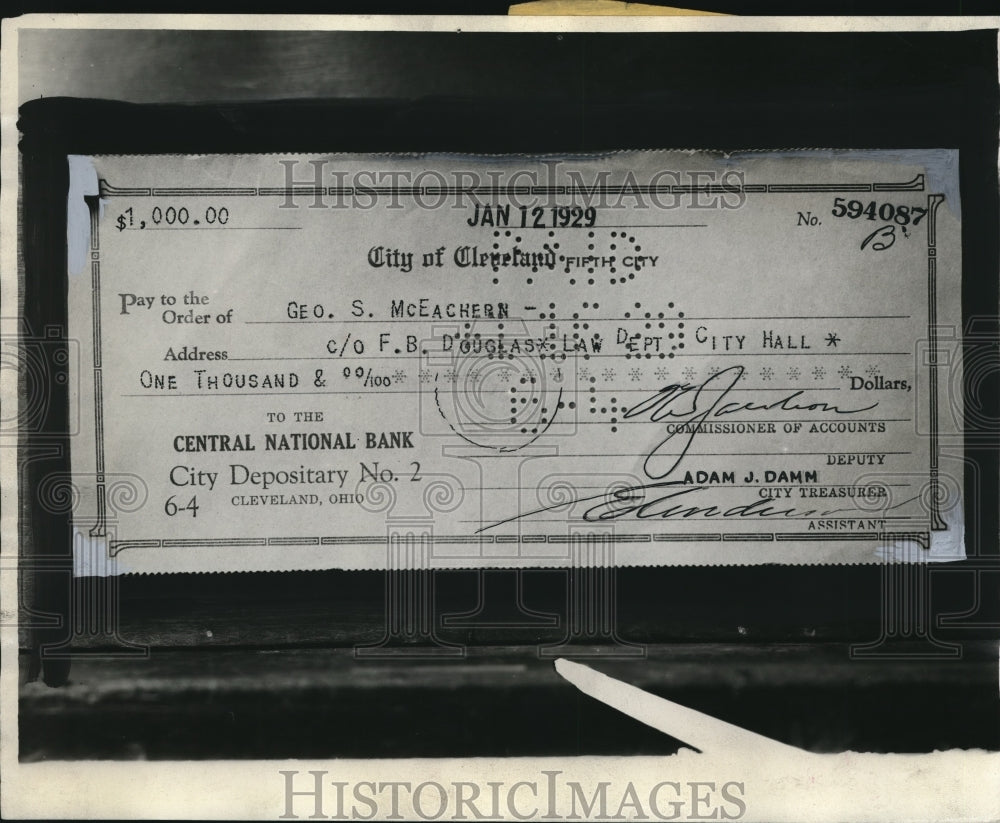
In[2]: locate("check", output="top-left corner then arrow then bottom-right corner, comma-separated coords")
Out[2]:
66,150 -> 963,573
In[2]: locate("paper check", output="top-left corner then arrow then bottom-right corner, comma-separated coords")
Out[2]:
65,150 -> 964,573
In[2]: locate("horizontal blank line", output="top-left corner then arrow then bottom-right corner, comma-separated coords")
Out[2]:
137,226 -> 301,231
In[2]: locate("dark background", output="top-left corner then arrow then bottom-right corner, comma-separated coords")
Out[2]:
17,25 -> 1000,759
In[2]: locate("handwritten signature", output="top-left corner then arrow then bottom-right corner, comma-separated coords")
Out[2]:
479,482 -> 917,531
625,364 -> 877,480
478,365 -> 881,532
